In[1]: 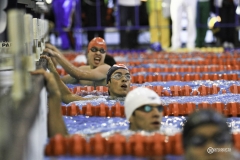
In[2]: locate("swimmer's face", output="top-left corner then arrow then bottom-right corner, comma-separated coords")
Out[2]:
87,37 -> 107,68
129,103 -> 163,132
184,124 -> 232,160
107,69 -> 131,97
87,46 -> 106,68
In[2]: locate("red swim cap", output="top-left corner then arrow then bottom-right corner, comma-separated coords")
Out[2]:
87,37 -> 107,51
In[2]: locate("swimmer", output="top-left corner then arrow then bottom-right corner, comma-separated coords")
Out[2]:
41,55 -> 131,103
106,63 -> 131,100
31,69 -> 68,137
44,37 -> 111,88
30,62 -> 131,137
124,87 -> 163,132
183,109 -> 238,160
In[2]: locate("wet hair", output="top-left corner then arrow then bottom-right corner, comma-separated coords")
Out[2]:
104,54 -> 116,67
183,109 -> 231,149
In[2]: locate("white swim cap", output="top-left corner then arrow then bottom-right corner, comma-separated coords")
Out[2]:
124,87 -> 162,120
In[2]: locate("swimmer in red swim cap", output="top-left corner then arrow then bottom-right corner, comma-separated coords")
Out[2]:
87,37 -> 107,68
87,37 -> 107,52
43,37 -> 111,87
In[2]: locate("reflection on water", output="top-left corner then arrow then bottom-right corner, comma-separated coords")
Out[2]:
60,80 -> 240,160
64,79 -> 240,135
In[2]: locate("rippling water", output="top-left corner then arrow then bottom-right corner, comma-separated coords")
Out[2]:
64,80 -> 240,135
46,78 -> 240,160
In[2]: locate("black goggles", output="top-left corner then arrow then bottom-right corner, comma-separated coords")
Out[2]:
90,47 -> 106,54
136,105 -> 164,113
188,132 -> 231,147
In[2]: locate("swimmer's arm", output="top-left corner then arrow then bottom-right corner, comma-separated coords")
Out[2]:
49,67 -> 88,104
62,94 -> 96,104
61,74 -> 78,84
44,46 -> 110,81
52,74 -> 89,103
57,56 -> 109,81
41,55 -> 88,103
60,63 -> 110,81
61,66 -> 88,84
31,69 -> 68,137
48,90 -> 69,137
51,57 -> 58,68
44,46 -> 84,79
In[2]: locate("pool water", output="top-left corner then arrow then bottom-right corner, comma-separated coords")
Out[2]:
46,51 -> 240,159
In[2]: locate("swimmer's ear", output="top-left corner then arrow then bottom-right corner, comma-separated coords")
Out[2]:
106,81 -> 110,87
129,115 -> 134,124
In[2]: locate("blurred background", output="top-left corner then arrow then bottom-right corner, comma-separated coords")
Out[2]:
1,0 -> 240,51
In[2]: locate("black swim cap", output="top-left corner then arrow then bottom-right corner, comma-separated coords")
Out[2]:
106,64 -> 129,84
183,109 -> 230,149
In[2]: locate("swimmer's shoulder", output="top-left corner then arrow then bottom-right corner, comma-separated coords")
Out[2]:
99,63 -> 111,70
79,65 -> 91,70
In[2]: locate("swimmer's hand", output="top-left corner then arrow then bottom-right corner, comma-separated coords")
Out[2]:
44,43 -> 62,57
40,55 -> 58,73
31,69 -> 61,98
31,69 -> 68,137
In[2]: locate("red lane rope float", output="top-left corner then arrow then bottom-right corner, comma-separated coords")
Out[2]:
70,84 -> 240,97
62,102 -> 125,117
63,54 -> 78,61
45,134 -> 68,156
66,103 -> 80,116
120,58 -> 240,66
57,64 -> 239,76
56,68 -> 67,76
114,52 -> 240,60
69,134 -> 87,156
131,73 -> 240,83
107,133 -> 126,156
181,85 -> 192,96
45,132 -> 240,157
233,133 -> 240,152
229,84 -> 240,94
129,65 -> 239,74
62,102 -> 240,117
164,102 -> 240,117
45,133 -> 185,157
